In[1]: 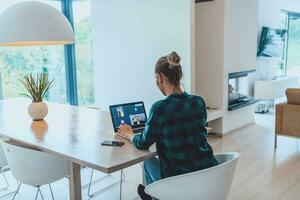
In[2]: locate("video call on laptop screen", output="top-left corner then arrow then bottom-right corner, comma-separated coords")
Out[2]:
110,102 -> 147,132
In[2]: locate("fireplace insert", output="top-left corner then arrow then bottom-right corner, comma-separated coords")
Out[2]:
228,70 -> 258,111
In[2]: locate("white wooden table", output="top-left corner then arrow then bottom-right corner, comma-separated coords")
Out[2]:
0,99 -> 157,200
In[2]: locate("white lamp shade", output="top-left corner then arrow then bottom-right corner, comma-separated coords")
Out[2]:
0,1 -> 75,46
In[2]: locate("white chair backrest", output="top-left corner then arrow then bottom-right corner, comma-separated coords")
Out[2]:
1,141 -> 68,187
145,152 -> 240,200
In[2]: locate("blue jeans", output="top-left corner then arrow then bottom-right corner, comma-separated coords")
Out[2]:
144,157 -> 161,185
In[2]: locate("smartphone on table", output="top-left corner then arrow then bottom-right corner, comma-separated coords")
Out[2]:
101,141 -> 125,147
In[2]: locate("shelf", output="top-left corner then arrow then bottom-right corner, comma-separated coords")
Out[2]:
228,99 -> 259,111
207,109 -> 223,122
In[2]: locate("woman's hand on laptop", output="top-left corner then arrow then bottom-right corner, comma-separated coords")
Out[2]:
117,124 -> 134,142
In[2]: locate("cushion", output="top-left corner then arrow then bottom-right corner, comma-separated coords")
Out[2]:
286,88 -> 300,105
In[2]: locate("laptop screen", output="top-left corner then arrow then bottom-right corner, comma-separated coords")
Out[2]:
109,102 -> 147,132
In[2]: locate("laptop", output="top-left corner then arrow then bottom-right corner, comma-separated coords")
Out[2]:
109,101 -> 147,134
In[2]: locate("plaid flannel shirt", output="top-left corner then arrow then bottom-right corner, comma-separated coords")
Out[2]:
133,92 -> 218,178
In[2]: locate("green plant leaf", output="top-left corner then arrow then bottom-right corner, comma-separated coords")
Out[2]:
19,73 -> 54,102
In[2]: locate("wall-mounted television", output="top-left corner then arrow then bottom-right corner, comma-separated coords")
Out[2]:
257,26 -> 287,58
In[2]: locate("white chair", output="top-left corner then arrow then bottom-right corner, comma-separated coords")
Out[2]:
145,152 -> 240,200
0,143 -> 9,190
0,143 -> 18,198
1,141 -> 68,200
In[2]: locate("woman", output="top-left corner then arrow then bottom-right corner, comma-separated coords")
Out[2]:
118,51 -> 218,199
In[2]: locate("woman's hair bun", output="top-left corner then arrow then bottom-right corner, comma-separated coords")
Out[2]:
167,51 -> 181,67
155,51 -> 183,86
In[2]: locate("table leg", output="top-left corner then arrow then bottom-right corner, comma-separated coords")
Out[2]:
142,162 -> 146,186
68,162 -> 82,200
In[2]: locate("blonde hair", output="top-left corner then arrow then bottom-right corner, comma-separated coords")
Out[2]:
155,51 -> 183,86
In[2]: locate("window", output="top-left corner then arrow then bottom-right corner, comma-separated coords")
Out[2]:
277,11 -> 289,76
281,11 -> 300,81
0,0 -> 95,105
285,13 -> 300,79
0,0 -> 66,103
73,0 -> 94,106
0,46 -> 67,102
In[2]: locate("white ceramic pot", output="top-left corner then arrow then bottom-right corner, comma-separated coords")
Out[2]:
28,102 -> 48,121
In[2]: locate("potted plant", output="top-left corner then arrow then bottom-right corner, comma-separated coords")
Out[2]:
20,73 -> 54,121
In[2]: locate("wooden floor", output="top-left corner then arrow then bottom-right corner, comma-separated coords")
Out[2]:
222,112 -> 300,200
1,112 -> 300,200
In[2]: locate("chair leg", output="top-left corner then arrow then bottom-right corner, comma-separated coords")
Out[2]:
11,183 -> 21,200
275,133 -> 278,149
0,171 -> 20,199
49,184 -> 55,200
35,187 -> 45,200
87,169 -> 94,196
87,170 -> 125,198
119,170 -> 123,200
0,172 -> 9,190
86,169 -> 116,198
34,188 -> 39,200
141,162 -> 146,186
39,187 -> 45,200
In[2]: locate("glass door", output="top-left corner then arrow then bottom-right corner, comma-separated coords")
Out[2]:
286,13 -> 300,81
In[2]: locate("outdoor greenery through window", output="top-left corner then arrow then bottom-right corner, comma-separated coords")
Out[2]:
277,12 -> 288,76
73,0 -> 94,106
281,11 -> 300,81
0,0 -> 94,105
0,0 -> 66,103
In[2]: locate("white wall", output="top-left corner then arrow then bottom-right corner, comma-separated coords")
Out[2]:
258,0 -> 300,31
224,0 -> 258,97
92,0 -> 193,111
195,0 -> 258,134
254,0 -> 300,91
195,1 -> 225,109
258,0 -> 281,31
224,0 -> 258,73
222,0 -> 258,134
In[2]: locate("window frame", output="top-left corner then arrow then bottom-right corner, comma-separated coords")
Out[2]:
62,0 -> 78,106
282,10 -> 300,77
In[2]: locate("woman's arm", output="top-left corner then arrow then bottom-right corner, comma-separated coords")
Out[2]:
132,105 -> 161,150
117,102 -> 162,150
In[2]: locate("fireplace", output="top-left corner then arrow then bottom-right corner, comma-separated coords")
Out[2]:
228,70 -> 258,111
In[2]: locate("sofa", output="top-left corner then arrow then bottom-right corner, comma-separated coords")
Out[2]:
275,88 -> 300,148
